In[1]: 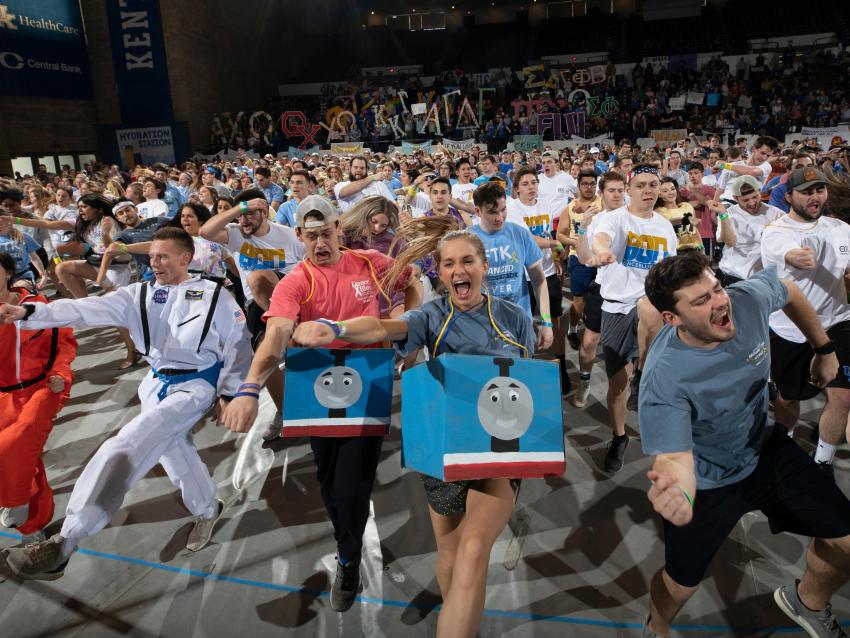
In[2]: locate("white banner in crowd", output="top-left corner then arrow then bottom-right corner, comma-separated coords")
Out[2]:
116,126 -> 175,165
440,138 -> 477,151
411,103 -> 427,116
799,125 -> 850,150
686,92 -> 705,105
669,96 -> 686,111
330,142 -> 364,155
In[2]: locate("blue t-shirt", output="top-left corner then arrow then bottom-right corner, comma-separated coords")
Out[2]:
0,232 -> 40,277
396,295 -> 535,359
768,181 -> 790,212
469,222 -> 543,316
261,182 -> 285,207
639,268 -> 789,489
275,198 -> 298,227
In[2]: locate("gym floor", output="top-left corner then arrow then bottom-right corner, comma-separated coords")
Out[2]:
1,324 -> 848,637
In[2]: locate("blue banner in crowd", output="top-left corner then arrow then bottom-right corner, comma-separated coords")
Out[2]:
105,0 -> 173,125
0,0 -> 93,99
288,145 -> 320,159
402,140 -> 433,154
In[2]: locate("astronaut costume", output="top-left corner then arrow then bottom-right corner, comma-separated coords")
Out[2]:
17,276 -> 252,547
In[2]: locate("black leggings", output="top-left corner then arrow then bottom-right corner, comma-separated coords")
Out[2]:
310,435 -> 384,562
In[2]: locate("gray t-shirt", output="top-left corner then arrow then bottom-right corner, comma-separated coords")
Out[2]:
396,295 -> 535,359
639,268 -> 788,489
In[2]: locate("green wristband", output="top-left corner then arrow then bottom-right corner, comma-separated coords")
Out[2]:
719,213 -> 730,221
680,487 -> 694,508
15,217 -> 21,224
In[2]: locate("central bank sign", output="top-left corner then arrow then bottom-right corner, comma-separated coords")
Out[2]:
106,0 -> 174,125
0,1 -> 92,99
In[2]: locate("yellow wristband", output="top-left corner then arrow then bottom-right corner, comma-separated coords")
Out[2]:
407,186 -> 416,196
119,243 -> 127,253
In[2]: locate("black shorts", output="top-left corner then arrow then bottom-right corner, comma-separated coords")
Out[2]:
664,424 -> 850,588
583,282 -> 603,333
770,320 -> 850,401
420,474 -> 521,517
528,273 -> 564,318
601,308 -> 638,378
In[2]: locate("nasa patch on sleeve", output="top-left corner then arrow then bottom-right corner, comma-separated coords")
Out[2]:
185,290 -> 204,300
152,288 -> 169,304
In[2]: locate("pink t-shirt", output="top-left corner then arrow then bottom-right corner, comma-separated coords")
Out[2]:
682,185 -> 717,239
264,249 -> 412,348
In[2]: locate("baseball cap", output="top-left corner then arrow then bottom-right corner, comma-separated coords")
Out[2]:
787,167 -> 827,192
541,150 -> 559,159
295,195 -> 339,229
589,147 -> 600,154
730,175 -> 762,196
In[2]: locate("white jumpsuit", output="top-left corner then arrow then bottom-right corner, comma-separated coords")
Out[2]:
22,276 -> 252,545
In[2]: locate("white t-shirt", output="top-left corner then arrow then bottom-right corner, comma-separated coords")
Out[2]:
225,222 -> 305,304
191,236 -> 229,279
333,179 -> 395,213
43,204 -> 78,246
537,171 -> 577,220
761,215 -> 850,342
716,203 -> 784,279
506,196 -> 557,277
719,160 -> 771,201
589,207 -> 677,314
451,181 -> 477,204
410,193 -> 432,218
137,199 -> 169,220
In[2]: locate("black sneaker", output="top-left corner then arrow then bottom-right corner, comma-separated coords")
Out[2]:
330,557 -> 361,612
604,434 -> 629,473
567,331 -> 581,351
813,455 -> 836,481
626,371 -> 641,412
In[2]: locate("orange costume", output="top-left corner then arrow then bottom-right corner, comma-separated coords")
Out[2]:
0,289 -> 76,535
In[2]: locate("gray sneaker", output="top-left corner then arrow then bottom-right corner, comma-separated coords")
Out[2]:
330,557 -> 361,612
0,508 -> 13,528
186,499 -> 224,552
0,534 -> 69,581
774,580 -> 848,637
642,622 -> 662,638
20,530 -> 45,545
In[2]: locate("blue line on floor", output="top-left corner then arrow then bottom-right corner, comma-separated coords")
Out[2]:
0,530 -> 839,633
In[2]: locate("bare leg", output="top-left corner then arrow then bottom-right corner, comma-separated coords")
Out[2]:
55,260 -> 95,299
427,507 -> 464,598
797,536 -> 850,611
247,270 -> 280,312
818,387 -> 850,446
648,569 -> 699,637
774,393 -> 800,430
607,363 -> 632,437
636,296 -> 664,371
578,329 -> 600,374
435,479 -> 515,638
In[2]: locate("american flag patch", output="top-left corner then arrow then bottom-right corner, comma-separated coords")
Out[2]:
234,310 -> 245,323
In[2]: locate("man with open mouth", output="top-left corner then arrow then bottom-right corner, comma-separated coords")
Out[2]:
638,250 -> 849,638
761,167 -> 850,476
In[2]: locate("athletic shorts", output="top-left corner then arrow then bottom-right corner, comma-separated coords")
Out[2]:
601,307 -> 638,378
528,273 -> 564,318
568,255 -> 597,297
664,424 -> 850,588
102,264 -> 132,289
769,320 -> 850,401
583,282 -> 603,333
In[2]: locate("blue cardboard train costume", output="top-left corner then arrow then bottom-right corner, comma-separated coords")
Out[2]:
282,347 -> 395,437
401,354 -> 566,481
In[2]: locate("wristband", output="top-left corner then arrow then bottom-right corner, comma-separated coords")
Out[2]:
813,340 -> 836,356
718,213 -> 730,221
239,201 -> 249,214
15,217 -> 21,225
539,321 -> 553,328
680,487 -> 694,508
407,186 -> 416,196
52,256 -> 62,265
238,383 -> 261,391
540,314 -> 552,320
233,391 -> 260,400
553,241 -> 564,252
315,318 -> 342,337
577,228 -> 587,236
119,243 -> 127,253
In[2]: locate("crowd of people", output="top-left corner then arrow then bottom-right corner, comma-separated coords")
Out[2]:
241,46 -> 850,155
2,130 -> 850,637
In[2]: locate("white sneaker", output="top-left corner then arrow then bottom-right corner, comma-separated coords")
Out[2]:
0,508 -> 13,528
570,379 -> 591,408
261,411 -> 282,441
186,499 -> 225,552
20,530 -> 46,545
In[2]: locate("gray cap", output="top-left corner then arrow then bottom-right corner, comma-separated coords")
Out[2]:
295,195 -> 339,229
731,174 -> 761,197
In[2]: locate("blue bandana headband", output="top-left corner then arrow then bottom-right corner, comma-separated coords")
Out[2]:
628,166 -> 659,182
